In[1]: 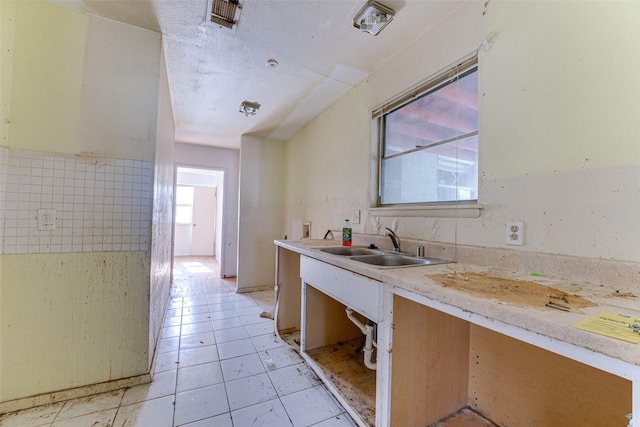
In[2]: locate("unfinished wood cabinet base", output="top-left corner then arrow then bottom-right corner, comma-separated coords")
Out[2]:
430,407 -> 499,427
275,246 -> 301,332
469,325 -> 632,427
302,283 -> 377,426
391,295 -> 632,427
391,295 -> 470,426
307,338 -> 376,427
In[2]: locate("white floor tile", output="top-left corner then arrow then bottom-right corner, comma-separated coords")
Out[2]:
0,402 -> 63,427
268,363 -> 320,397
251,290 -> 273,299
176,362 -> 224,393
208,302 -> 235,312
251,334 -> 287,352
214,326 -> 249,344
112,395 -> 174,427
211,316 -> 244,330
206,294 -> 232,304
179,345 -> 219,367
121,369 -> 177,406
230,294 -> 255,302
168,299 -> 183,309
240,313 -> 271,326
180,331 -> 216,349
51,408 -> 117,427
165,308 -> 182,318
154,350 -> 179,373
55,390 -> 123,421
183,305 -> 210,315
280,386 -> 343,427
231,399 -> 293,427
310,414 -> 356,427
179,412 -> 233,427
163,316 -> 182,327
182,297 -> 209,308
182,313 -> 213,325
217,338 -> 256,360
233,299 -> 257,309
225,373 -> 278,411
255,296 -> 274,305
209,309 -> 237,321
245,321 -> 274,337
181,321 -> 213,336
158,336 -> 180,354
220,353 -> 266,381
173,384 -> 229,426
236,306 -> 263,316
162,325 -> 182,339
259,346 -> 304,371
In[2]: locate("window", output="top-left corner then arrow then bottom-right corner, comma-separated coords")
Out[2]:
376,58 -> 478,206
175,186 -> 195,224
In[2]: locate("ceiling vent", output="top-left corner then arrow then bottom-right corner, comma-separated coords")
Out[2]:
208,0 -> 242,30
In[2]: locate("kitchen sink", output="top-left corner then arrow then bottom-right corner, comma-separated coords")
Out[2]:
316,246 -> 450,268
318,246 -> 381,256
350,253 -> 449,268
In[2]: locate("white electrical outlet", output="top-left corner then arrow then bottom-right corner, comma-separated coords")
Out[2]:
38,209 -> 56,230
506,220 -> 523,245
351,210 -> 361,224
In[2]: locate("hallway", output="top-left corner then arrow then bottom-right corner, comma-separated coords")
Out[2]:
0,270 -> 355,426
171,256 -> 237,296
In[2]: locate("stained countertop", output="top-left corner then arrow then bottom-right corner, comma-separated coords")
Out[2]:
275,239 -> 640,368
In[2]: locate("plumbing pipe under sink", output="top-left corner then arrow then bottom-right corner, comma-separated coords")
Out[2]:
345,308 -> 377,370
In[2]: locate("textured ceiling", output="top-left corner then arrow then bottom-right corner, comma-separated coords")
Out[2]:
49,0 -> 467,149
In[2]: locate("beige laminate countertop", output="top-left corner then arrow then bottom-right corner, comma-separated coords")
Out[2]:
275,239 -> 640,368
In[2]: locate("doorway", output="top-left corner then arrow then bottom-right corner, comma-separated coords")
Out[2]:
174,184 -> 217,256
172,166 -> 235,293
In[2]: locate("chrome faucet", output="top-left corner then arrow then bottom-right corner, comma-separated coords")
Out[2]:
384,227 -> 401,253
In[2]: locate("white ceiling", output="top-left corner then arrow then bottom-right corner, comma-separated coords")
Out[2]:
50,0 -> 466,149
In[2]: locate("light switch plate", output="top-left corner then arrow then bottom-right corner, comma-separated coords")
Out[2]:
302,221 -> 311,239
351,210 -> 361,225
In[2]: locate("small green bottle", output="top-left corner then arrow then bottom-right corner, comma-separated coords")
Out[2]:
342,219 -> 352,246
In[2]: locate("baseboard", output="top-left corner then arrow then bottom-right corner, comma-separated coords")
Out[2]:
0,373 -> 151,415
237,285 -> 272,293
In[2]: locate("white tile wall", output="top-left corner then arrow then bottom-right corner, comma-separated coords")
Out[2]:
0,146 -> 7,254
0,148 -> 152,254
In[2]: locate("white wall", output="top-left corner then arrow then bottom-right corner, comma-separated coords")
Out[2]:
0,0 -> 161,403
174,142 -> 239,277
237,136 -> 285,291
0,1 -> 15,148
474,0 -> 640,261
177,169 -> 219,187
149,42 -> 175,370
283,1 -> 640,263
284,79 -> 372,239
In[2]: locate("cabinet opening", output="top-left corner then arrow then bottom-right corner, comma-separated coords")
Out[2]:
391,295 -> 632,426
304,284 -> 377,426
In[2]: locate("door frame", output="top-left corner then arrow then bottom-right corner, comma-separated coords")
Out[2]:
172,164 -> 227,280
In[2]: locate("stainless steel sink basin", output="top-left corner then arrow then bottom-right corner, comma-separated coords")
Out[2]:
319,246 -> 381,256
350,253 -> 450,268
316,246 -> 450,268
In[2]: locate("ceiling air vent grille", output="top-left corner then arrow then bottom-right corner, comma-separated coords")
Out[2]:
209,0 -> 242,29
